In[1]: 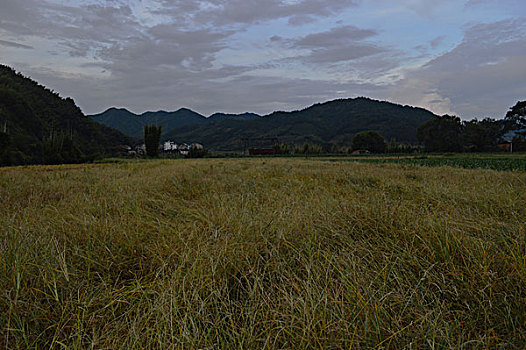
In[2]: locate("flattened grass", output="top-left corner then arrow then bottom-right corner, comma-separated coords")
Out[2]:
1,159 -> 525,348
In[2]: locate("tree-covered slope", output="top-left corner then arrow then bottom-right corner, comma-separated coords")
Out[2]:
207,112 -> 261,123
164,98 -> 437,151
0,65 -> 131,165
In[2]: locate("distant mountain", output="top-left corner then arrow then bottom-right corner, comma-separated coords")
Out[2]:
90,108 -> 207,138
0,65 -> 131,165
163,98 -> 437,151
89,109 -> 261,138
207,112 -> 261,123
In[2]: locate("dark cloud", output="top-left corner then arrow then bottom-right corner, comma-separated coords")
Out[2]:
288,15 -> 317,26
289,25 -> 385,63
294,26 -> 377,48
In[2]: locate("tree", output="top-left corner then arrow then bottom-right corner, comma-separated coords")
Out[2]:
504,101 -> 526,134
294,142 -> 323,155
461,118 -> 503,152
42,130 -> 83,164
144,124 -> 162,157
273,143 -> 290,154
417,115 -> 462,152
0,128 -> 9,165
187,144 -> 208,158
351,131 -> 387,153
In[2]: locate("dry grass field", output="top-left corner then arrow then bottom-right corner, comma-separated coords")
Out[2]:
1,158 -> 525,348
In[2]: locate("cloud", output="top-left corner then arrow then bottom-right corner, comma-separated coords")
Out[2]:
1,0 -> 524,120
285,25 -> 386,64
288,15 -> 317,26
293,26 -> 378,48
0,39 -> 33,49
386,19 -> 526,118
429,35 -> 445,49
156,0 -> 358,26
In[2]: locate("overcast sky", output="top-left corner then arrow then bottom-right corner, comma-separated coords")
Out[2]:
1,0 -> 525,118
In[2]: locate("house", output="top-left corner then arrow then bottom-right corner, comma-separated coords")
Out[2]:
178,143 -> 190,156
163,141 -> 178,153
135,144 -> 146,155
114,145 -> 132,154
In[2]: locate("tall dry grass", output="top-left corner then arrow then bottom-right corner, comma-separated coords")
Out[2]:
1,158 -> 525,348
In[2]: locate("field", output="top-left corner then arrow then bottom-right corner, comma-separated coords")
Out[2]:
1,158 -> 525,348
318,153 -> 526,172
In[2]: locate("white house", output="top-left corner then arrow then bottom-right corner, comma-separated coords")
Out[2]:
163,141 -> 178,152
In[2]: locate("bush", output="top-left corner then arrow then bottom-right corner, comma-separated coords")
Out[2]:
351,131 -> 387,153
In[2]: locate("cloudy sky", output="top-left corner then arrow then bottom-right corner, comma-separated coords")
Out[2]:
1,0 -> 525,118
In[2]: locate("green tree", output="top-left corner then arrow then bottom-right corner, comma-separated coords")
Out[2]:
273,143 -> 290,154
461,118 -> 502,152
504,101 -> 526,143
504,101 -> 526,136
144,124 -> 162,157
0,127 -> 10,165
187,144 -> 208,158
42,130 -> 83,164
417,115 -> 462,152
351,131 -> 387,153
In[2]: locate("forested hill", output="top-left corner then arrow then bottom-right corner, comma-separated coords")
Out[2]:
163,98 -> 438,151
0,65 -> 131,165
89,108 -> 262,138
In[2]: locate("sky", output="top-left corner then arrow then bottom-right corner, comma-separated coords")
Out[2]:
0,0 -> 525,118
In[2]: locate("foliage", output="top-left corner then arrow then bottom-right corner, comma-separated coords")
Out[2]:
461,118 -> 503,152
417,115 -> 463,152
504,100 -> 526,135
273,142 -> 290,154
0,65 -> 131,165
42,131 -> 83,164
186,145 -> 208,158
293,142 -> 323,154
143,124 -> 162,157
1,159 -> 525,348
351,130 -> 387,153
511,136 -> 526,152
0,130 -> 9,165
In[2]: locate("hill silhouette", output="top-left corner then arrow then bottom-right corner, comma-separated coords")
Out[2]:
90,108 -> 262,138
0,65 -> 131,165
163,98 -> 437,151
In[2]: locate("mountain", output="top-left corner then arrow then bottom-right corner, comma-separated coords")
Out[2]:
0,65 -> 131,165
89,108 -> 261,138
163,98 -> 437,151
207,112 -> 261,123
89,107 -> 207,138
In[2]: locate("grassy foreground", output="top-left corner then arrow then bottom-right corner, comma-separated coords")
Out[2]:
1,159 -> 525,348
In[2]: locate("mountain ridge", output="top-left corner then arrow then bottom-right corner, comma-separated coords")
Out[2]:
162,97 -> 438,150
89,97 -> 437,149
89,108 -> 262,138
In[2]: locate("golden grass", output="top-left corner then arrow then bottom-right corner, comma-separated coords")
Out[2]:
1,158 -> 525,348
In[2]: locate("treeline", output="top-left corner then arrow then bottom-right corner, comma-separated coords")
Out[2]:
270,130 -> 417,155
287,101 -> 526,155
0,65 -> 131,166
417,101 -> 526,153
